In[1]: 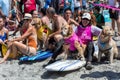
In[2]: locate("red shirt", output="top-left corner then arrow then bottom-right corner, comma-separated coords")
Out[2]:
22,0 -> 36,13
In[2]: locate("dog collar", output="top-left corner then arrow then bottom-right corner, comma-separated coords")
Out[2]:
98,39 -> 113,52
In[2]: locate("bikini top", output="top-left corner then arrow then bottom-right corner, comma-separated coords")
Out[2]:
0,33 -> 7,41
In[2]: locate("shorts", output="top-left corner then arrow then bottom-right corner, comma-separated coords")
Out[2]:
74,7 -> 82,11
109,9 -> 119,20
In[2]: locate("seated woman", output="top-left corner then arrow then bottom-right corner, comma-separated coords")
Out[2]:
0,13 -> 37,64
75,12 -> 102,70
0,17 -> 9,55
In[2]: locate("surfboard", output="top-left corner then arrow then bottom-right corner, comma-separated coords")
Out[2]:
19,50 -> 53,61
45,60 -> 86,71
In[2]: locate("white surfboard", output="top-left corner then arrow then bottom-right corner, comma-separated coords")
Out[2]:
45,60 -> 86,71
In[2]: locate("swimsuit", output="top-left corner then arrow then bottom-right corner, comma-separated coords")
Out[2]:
0,33 -> 7,41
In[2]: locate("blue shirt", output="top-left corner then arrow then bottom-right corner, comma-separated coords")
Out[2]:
0,0 -> 10,17
64,0 -> 74,13
82,0 -> 86,6
44,0 -> 51,9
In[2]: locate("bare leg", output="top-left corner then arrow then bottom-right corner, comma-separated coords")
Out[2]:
117,16 -> 120,35
111,19 -> 115,30
11,41 -> 36,55
0,41 -> 29,63
0,49 -> 11,64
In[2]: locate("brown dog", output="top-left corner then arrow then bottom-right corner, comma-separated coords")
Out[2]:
61,25 -> 85,60
98,26 -> 118,64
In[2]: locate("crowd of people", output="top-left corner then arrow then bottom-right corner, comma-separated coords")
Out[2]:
0,0 -> 120,70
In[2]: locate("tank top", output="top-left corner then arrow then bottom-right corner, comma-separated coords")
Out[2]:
23,0 -> 36,13
76,25 -> 92,45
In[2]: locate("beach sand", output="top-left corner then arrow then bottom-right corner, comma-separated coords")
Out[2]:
0,53 -> 120,80
0,23 -> 120,80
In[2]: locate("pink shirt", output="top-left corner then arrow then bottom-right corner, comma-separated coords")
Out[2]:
23,0 -> 36,13
76,25 -> 92,45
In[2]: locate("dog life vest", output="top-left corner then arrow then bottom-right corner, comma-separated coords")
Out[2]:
64,33 -> 82,51
23,0 -> 36,13
76,25 -> 92,45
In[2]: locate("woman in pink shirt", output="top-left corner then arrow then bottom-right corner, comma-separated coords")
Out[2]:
76,13 -> 101,70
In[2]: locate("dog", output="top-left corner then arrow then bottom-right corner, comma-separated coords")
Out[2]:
32,18 -> 53,50
61,25 -> 85,60
98,26 -> 118,64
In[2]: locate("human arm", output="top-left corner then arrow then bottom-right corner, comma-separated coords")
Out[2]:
48,18 -> 62,38
91,25 -> 102,36
11,25 -> 33,42
70,19 -> 79,26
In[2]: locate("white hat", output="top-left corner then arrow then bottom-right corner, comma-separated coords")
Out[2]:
23,13 -> 32,20
82,13 -> 91,20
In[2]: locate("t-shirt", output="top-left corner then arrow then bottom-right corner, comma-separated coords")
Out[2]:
44,0 -> 51,9
94,13 -> 105,29
20,0 -> 41,13
82,0 -> 86,6
108,0 -> 115,7
74,0 -> 80,8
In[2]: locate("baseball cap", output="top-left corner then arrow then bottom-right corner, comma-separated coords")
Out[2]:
82,13 -> 91,20
23,13 -> 32,20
